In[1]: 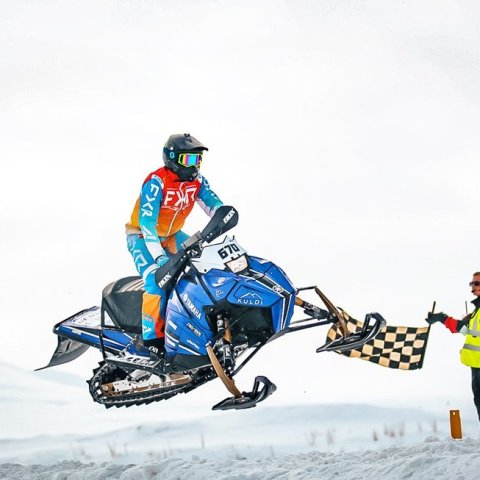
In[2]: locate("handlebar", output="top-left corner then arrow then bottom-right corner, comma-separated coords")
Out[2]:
154,206 -> 239,290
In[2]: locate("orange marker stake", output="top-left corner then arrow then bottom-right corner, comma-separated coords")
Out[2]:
450,410 -> 463,439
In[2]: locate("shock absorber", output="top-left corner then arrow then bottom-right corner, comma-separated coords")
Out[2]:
216,314 -> 225,336
216,313 -> 235,373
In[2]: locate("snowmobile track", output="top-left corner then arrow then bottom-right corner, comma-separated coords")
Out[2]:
88,362 -> 213,408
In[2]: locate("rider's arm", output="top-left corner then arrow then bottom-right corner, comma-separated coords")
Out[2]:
196,175 -> 223,217
138,174 -> 167,262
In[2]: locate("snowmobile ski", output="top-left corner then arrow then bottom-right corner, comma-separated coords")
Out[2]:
212,376 -> 277,411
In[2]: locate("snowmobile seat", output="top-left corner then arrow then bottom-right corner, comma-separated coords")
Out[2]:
101,276 -> 144,334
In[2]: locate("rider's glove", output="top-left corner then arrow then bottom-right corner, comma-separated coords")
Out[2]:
155,255 -> 169,268
425,312 -> 448,325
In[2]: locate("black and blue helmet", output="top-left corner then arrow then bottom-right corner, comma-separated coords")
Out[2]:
163,133 -> 208,182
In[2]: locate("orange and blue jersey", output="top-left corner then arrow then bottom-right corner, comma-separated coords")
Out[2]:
126,166 -> 223,261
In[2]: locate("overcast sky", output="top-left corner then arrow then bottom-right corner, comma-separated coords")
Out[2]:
1,0 -> 479,414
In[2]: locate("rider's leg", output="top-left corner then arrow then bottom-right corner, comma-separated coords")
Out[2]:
173,230 -> 190,250
160,230 -> 189,255
127,234 -> 167,352
126,231 -> 190,352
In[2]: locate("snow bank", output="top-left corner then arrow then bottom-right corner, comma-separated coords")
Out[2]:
0,400 -> 460,466
1,436 -> 478,480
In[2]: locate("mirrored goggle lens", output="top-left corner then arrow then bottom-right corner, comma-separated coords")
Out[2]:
178,153 -> 202,167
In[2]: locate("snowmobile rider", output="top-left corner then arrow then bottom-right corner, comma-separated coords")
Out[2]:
126,133 -> 224,356
426,271 -> 480,420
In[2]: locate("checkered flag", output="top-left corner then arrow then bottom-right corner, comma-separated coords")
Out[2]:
326,311 -> 430,370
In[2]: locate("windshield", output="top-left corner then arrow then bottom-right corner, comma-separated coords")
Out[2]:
191,236 -> 247,274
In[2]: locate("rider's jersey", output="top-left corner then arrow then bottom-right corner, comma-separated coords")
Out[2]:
126,167 -> 223,261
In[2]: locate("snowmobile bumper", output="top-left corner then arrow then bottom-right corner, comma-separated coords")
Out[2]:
211,375 -> 277,411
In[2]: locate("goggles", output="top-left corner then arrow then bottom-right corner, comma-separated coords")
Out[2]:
178,152 -> 203,168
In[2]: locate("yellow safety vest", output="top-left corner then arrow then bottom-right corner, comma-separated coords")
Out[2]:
460,308 -> 480,367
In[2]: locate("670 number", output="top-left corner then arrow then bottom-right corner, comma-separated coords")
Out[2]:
218,244 -> 240,259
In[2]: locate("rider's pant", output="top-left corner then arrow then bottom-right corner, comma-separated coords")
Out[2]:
127,230 -> 189,341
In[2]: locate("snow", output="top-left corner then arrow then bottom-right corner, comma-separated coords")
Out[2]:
0,361 -> 479,479
2,438 -> 480,479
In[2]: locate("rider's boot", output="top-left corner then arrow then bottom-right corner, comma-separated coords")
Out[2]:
141,292 -> 166,360
143,337 -> 165,360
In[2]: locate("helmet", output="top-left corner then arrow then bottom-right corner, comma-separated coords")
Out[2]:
162,133 -> 208,181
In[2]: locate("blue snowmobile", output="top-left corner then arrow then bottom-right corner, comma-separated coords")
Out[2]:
38,207 -> 384,410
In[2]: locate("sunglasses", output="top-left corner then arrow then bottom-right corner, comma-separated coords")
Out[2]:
469,281 -> 480,287
178,153 -> 202,168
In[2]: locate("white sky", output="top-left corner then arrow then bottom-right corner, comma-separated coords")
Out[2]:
1,0 -> 479,413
